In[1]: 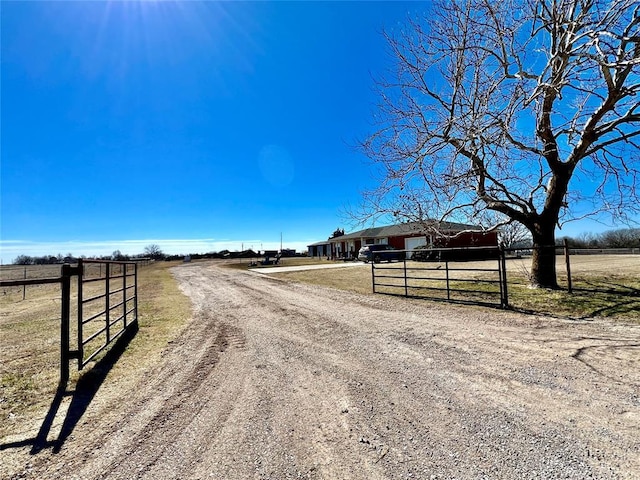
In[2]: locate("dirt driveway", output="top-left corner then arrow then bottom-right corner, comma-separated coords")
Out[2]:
5,262 -> 639,479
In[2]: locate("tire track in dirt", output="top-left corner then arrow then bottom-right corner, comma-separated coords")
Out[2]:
35,266 -> 253,480
95,321 -> 247,480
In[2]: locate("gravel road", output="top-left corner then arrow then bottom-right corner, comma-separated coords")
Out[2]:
7,262 -> 639,479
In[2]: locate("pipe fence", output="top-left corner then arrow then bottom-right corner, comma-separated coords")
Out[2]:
0,260 -> 139,386
371,246 -> 508,308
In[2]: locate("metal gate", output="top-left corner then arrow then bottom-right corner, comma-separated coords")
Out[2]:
75,259 -> 138,370
2,260 -> 140,387
371,246 -> 509,308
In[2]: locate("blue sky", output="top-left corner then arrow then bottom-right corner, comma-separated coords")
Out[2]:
0,1 -> 630,263
2,0 -> 413,261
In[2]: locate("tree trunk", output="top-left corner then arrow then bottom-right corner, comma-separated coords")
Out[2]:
530,224 -> 559,289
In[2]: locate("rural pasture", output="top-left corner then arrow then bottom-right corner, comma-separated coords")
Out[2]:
269,254 -> 640,320
0,254 -> 638,478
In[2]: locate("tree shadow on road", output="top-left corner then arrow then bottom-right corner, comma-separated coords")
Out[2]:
0,322 -> 138,455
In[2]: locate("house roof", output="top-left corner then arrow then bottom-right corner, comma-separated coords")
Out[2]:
307,240 -> 332,247
330,221 -> 486,242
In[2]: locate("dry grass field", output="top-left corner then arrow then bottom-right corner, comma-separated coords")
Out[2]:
269,254 -> 640,321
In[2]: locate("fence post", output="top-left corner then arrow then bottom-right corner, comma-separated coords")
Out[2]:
403,257 -> 408,297
60,264 -> 71,387
105,263 -> 111,344
134,263 -> 138,323
77,259 -> 84,369
498,247 -> 504,306
564,238 -> 573,293
123,264 -> 128,328
371,261 -> 376,293
445,260 -> 450,300
499,245 -> 509,308
23,267 -> 27,301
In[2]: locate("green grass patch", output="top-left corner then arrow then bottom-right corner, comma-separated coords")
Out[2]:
506,275 -> 640,321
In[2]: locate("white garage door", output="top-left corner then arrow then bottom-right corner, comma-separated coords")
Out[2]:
405,236 -> 427,255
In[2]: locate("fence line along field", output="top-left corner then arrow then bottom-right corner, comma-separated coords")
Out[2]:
1,267 -> 70,438
0,262 -> 131,385
1,262 -> 147,300
0,261 -> 188,445
270,253 -> 640,320
1,264 -> 65,280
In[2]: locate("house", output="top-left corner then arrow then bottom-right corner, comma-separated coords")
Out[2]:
307,240 -> 332,258
325,221 -> 499,260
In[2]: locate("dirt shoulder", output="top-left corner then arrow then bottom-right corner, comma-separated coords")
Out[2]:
3,262 -> 639,479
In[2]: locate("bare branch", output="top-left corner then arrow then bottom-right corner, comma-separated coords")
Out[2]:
357,0 -> 640,287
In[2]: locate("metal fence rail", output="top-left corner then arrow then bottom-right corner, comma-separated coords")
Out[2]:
77,259 -> 138,369
0,259 -> 139,386
371,246 -> 508,308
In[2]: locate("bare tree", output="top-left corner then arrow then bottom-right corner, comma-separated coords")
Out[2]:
13,255 -> 33,265
143,244 -> 164,260
600,227 -> 640,246
112,250 -> 130,261
330,228 -> 346,239
359,0 -> 639,288
499,221 -> 533,248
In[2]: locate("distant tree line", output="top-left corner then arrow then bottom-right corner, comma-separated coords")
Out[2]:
162,250 -> 253,262
11,244 -> 164,265
557,228 -> 640,249
12,253 -> 77,265
163,249 -> 302,262
498,226 -> 639,250
11,252 -> 147,265
11,244 -> 305,265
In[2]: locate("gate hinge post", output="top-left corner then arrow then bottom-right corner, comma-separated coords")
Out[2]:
68,266 -> 82,276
